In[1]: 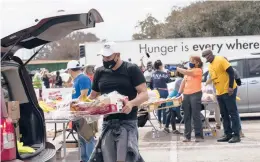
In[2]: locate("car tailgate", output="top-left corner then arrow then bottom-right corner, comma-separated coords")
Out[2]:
1,8 -> 104,60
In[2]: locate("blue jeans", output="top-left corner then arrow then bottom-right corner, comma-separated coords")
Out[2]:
157,104 -> 167,124
79,136 -> 96,162
238,110 -> 242,131
157,89 -> 169,124
217,88 -> 241,136
165,106 -> 180,130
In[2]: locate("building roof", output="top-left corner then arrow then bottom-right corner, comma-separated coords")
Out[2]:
25,60 -> 70,65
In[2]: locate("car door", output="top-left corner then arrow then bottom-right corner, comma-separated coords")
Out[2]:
229,59 -> 249,113
247,58 -> 260,113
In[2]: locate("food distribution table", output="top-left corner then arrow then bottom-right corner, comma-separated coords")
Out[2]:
45,119 -> 80,161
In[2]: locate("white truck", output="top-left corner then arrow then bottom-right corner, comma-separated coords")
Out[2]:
79,35 -> 260,66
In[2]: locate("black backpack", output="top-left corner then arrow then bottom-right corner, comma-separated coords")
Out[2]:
137,109 -> 149,127
96,62 -> 150,127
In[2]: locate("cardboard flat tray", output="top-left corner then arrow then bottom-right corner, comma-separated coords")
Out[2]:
139,98 -> 182,113
140,98 -> 182,108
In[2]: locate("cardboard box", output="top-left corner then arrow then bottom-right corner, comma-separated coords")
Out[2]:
7,101 -> 20,120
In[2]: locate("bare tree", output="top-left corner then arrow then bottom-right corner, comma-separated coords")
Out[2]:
132,14 -> 165,40
36,31 -> 99,60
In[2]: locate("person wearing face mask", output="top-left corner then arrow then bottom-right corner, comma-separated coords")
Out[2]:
88,42 -> 148,162
66,60 -> 96,162
143,61 -> 154,88
175,56 -> 204,142
164,68 -> 185,134
202,50 -> 241,143
149,60 -> 170,128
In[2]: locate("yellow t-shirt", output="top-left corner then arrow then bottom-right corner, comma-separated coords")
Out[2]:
208,56 -> 237,95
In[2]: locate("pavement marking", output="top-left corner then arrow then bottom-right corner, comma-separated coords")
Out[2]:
139,143 -> 260,150
139,138 -> 260,150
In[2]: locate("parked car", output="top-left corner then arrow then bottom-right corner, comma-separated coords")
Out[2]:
202,53 -> 260,113
1,9 -> 104,162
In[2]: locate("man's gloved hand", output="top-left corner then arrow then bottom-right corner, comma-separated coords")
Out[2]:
168,66 -> 177,71
176,93 -> 181,98
172,93 -> 181,99
228,88 -> 234,96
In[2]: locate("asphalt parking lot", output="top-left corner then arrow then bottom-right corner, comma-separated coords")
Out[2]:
48,115 -> 260,162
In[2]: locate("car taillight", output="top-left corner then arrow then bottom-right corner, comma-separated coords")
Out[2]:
1,117 -> 16,161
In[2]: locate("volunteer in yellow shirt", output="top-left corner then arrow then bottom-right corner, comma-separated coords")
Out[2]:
202,49 -> 241,143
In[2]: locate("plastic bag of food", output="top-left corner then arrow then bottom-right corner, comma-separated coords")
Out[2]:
17,141 -> 35,154
201,93 -> 215,102
47,91 -> 128,121
147,89 -> 160,100
202,84 -> 214,94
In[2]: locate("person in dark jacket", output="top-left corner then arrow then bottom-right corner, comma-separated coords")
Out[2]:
150,60 -> 170,128
42,70 -> 50,88
55,71 -> 63,88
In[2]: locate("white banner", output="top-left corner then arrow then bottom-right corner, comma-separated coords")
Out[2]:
42,88 -> 73,102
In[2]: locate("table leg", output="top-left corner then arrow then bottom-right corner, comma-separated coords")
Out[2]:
63,123 -> 66,162
179,118 -> 184,132
77,132 -> 80,160
148,119 -> 158,131
153,110 -> 158,120
204,104 -> 212,130
53,123 -> 57,141
205,105 -> 207,127
150,112 -> 160,138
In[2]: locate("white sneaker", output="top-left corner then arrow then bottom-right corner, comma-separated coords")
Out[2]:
240,131 -> 245,138
159,122 -> 162,129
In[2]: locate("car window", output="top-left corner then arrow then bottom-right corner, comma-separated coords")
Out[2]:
1,89 -> 8,118
1,74 -> 10,102
229,60 -> 244,79
248,58 -> 260,78
1,74 -> 10,118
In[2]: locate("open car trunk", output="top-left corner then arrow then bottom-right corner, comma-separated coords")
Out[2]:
1,9 -> 103,58
1,9 -> 103,161
1,58 -> 52,160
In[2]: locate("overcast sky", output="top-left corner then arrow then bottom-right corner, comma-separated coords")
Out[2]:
0,0 -> 197,58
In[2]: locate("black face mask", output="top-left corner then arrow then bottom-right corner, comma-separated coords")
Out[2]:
103,55 -> 118,69
147,66 -> 153,72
